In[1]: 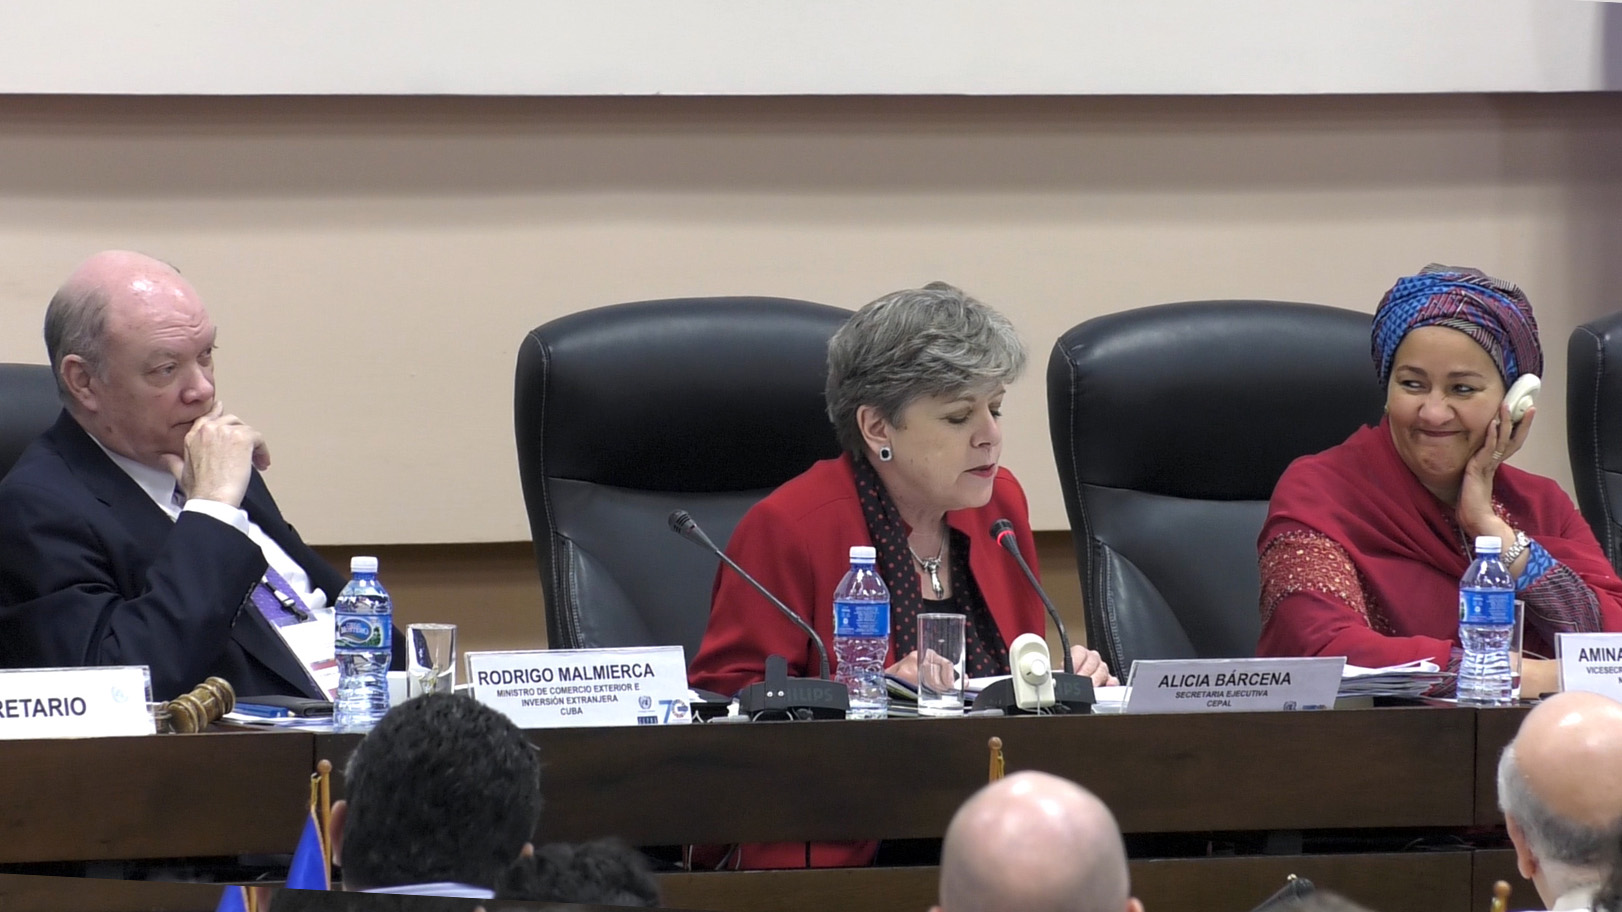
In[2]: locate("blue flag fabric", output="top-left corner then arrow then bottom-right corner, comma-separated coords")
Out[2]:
286,805 -> 331,890
215,885 -> 249,912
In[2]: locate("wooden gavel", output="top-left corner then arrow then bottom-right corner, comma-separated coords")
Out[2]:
160,677 -> 236,733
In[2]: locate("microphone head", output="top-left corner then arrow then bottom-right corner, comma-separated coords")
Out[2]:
668,510 -> 695,535
989,519 -> 1015,541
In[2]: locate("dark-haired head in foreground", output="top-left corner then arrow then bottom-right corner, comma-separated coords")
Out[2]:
493,839 -> 660,907
332,693 -> 543,894
1269,891 -> 1379,912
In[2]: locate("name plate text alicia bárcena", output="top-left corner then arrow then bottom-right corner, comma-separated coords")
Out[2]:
0,666 -> 155,739
466,646 -> 691,729
1124,657 -> 1344,714
1557,632 -> 1622,701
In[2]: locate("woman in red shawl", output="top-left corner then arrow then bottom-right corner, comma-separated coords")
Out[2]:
1257,265 -> 1622,696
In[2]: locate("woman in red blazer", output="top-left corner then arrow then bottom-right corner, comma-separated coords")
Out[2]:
686,282 -> 1114,869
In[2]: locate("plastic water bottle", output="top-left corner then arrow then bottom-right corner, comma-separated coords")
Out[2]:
1457,535 -> 1516,705
833,545 -> 890,720
334,556 -> 392,730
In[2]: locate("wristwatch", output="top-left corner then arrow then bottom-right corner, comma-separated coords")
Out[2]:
1502,529 -> 1532,567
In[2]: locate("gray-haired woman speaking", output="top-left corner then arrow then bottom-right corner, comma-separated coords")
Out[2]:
689,282 -> 1112,701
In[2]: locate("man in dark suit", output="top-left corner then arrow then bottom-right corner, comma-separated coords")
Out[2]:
0,250 -> 354,700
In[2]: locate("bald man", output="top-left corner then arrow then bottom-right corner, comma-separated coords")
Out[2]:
1498,691 -> 1622,911
0,251 -> 391,699
933,771 -> 1142,912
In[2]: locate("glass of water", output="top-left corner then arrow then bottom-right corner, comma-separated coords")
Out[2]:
408,623 -> 457,696
917,613 -> 967,716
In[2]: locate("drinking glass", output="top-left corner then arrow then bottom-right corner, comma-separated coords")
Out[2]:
917,613 -> 967,716
408,623 -> 457,696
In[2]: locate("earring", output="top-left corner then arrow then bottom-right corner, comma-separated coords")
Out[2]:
878,445 -> 893,462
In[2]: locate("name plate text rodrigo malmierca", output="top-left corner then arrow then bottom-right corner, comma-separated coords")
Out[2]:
1124,657 -> 1344,714
0,666 -> 155,740
466,646 -> 691,729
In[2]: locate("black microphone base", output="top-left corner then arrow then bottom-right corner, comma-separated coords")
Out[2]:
737,679 -> 850,720
971,673 -> 1095,715
736,654 -> 850,720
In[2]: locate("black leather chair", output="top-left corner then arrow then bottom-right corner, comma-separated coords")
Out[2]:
514,297 -> 850,663
0,363 -> 61,480
1568,311 -> 1622,572
1048,301 -> 1385,675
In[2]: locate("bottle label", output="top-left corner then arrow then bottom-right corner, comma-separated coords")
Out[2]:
834,600 -> 890,638
336,613 -> 389,649
1459,588 -> 1515,626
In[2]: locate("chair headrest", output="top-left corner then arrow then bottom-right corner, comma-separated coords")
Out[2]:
516,297 -> 850,493
1049,300 -> 1384,501
0,363 -> 61,481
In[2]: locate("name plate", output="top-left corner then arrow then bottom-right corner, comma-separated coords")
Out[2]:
1124,657 -> 1343,714
466,646 -> 691,729
1557,632 -> 1622,700
0,666 -> 155,740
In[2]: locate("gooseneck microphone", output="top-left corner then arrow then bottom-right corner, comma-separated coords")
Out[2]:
990,518 -> 1075,676
668,510 -> 832,681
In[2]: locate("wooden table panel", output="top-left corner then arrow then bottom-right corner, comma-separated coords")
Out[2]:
1475,706 -> 1530,826
659,866 -> 939,912
0,705 -> 1485,867
1132,852 -> 1474,912
658,852 -> 1476,912
1473,847 -> 1539,911
395,707 -> 1470,844
321,707 -> 1476,845
0,873 -> 223,912
0,731 -> 315,862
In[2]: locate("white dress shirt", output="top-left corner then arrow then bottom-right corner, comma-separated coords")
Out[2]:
360,883 -> 495,899
1552,884 -> 1600,911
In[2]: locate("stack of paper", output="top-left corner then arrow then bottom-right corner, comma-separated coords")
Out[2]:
1337,659 -> 1451,697
885,674 -> 1002,702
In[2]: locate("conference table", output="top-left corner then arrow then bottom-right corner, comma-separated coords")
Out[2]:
0,705 -> 1536,912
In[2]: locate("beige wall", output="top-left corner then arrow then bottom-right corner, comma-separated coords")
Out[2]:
1,93 -> 1620,544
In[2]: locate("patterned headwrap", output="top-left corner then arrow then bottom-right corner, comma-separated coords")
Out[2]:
1370,264 -> 1542,388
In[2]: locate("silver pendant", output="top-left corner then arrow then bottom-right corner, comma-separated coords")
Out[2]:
922,558 -> 943,598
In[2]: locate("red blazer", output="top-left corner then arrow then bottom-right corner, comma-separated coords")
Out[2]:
686,454 -> 1047,870
688,454 -> 1047,699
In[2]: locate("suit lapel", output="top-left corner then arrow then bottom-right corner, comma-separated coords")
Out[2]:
52,417 -> 323,699
50,415 -> 178,546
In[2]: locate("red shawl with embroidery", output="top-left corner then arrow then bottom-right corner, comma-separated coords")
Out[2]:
1257,418 -> 1622,666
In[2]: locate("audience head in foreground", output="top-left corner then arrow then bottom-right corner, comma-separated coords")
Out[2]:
1498,690 -> 1622,910
1272,892 -> 1380,912
934,771 -> 1141,912
494,838 -> 661,907
332,693 -> 542,897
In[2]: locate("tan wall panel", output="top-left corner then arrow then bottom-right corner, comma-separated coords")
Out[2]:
1,94 -> 1618,543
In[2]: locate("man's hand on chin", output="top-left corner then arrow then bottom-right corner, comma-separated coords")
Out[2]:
168,403 -> 269,509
